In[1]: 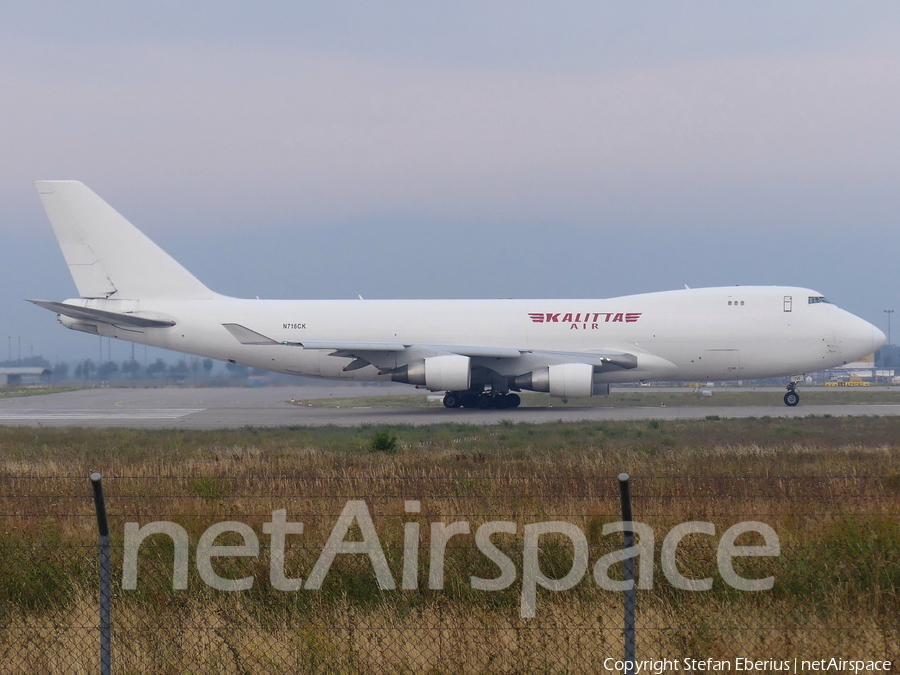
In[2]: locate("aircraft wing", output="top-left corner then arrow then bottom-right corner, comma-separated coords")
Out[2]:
223,324 -> 524,358
322,343 -> 525,359
221,323 -> 636,370
222,324 -> 411,351
28,299 -> 176,328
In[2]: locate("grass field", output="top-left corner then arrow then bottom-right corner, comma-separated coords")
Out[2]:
0,418 -> 897,672
0,385 -> 81,400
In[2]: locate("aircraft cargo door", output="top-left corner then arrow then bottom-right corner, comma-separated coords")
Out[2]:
702,349 -> 741,380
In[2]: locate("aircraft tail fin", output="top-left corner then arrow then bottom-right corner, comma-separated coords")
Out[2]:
35,181 -> 217,300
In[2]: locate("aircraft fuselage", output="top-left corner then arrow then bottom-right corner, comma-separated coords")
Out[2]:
56,285 -> 881,384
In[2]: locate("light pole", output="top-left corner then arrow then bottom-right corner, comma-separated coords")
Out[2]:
885,310 -> 894,347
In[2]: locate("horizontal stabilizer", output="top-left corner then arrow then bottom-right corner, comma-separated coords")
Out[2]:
27,300 -> 176,328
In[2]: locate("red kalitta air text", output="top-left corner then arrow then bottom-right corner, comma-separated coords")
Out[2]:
528,312 -> 642,329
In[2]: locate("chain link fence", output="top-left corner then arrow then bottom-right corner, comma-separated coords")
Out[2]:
0,472 -> 897,673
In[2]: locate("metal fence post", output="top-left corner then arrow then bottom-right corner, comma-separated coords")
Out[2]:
90,472 -> 112,675
618,472 -> 636,672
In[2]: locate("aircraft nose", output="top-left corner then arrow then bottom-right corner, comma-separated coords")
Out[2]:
873,325 -> 887,351
836,313 -> 886,361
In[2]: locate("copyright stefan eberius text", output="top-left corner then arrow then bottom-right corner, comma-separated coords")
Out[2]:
602,658 -> 892,673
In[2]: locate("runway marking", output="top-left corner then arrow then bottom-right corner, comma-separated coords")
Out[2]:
0,409 -> 205,420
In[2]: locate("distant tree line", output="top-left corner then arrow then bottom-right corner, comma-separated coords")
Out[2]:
2,356 -> 253,383
68,357 -> 221,382
4,354 -> 295,386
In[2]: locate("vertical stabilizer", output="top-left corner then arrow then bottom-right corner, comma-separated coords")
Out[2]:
35,181 -> 217,300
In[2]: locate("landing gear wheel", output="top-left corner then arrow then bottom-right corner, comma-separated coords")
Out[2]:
784,381 -> 800,407
477,394 -> 493,409
784,391 -> 800,407
505,393 -> 521,409
443,392 -> 461,409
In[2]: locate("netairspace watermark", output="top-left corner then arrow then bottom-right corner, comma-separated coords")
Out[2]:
602,658 -> 893,674
123,499 -> 782,618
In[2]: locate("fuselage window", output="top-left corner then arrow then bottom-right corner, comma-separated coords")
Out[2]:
808,296 -> 831,304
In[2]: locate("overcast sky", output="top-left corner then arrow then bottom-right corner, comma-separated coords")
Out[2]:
3,2 -> 900,364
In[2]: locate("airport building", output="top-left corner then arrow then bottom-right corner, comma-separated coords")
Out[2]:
0,367 -> 52,386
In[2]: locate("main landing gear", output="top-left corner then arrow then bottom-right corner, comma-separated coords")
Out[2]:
443,391 -> 521,410
783,382 -> 800,407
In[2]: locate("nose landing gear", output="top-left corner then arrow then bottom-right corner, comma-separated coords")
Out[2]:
783,382 -> 800,407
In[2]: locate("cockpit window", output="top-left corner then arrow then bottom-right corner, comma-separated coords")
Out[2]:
808,296 -> 831,304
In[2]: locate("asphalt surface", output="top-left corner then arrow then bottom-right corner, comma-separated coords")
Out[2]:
1,386 -> 900,429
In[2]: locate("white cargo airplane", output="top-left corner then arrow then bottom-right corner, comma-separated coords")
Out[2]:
29,181 -> 885,409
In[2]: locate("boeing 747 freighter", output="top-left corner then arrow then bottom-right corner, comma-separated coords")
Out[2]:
29,181 -> 885,408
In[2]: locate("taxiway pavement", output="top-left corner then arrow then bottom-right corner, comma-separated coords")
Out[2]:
1,386 -> 899,429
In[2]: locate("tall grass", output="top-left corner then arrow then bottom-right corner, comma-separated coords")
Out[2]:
0,418 -> 897,672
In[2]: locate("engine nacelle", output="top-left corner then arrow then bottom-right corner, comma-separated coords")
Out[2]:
391,354 -> 471,391
514,363 -> 595,398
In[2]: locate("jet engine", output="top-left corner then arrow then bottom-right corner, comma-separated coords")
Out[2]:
514,363 -> 595,398
391,354 -> 471,391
